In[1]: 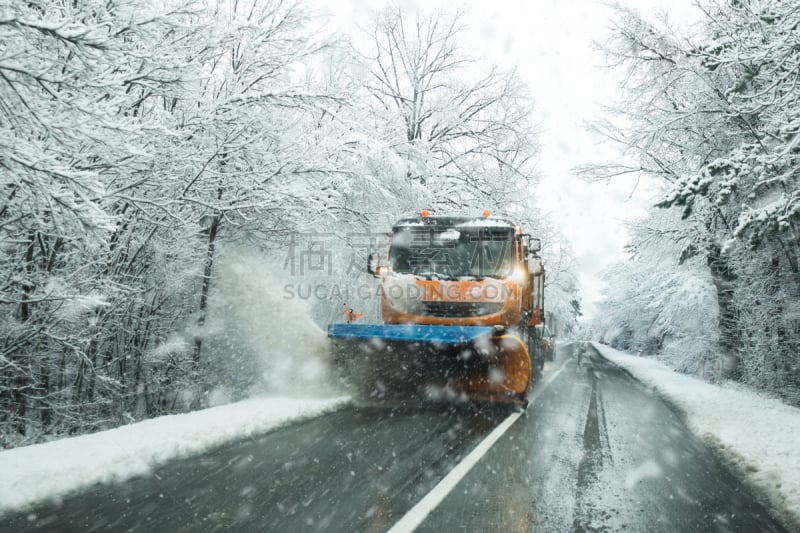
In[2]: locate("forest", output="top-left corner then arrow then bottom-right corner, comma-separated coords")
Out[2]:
0,0 -> 580,447
2,0 -> 798,449
591,0 -> 800,406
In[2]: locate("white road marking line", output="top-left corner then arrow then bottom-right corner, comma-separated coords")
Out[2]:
386,411 -> 521,533
387,364 -> 567,533
532,364 -> 566,402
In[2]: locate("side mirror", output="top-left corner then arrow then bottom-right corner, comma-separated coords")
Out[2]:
528,237 -> 541,254
368,254 -> 390,277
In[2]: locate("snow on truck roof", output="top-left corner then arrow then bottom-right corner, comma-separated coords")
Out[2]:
392,216 -> 517,231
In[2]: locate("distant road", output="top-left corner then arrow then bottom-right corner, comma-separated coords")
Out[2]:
2,343 -> 790,532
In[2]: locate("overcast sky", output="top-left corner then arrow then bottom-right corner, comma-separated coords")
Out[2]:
313,0 -> 701,320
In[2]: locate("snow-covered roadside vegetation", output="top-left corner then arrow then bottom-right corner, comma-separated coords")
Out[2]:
589,0 -> 800,406
0,1 -> 580,449
593,342 -> 800,528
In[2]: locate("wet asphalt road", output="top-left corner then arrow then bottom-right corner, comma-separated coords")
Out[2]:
2,343 -> 792,532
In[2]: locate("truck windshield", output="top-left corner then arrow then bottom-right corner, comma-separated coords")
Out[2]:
388,227 -> 516,279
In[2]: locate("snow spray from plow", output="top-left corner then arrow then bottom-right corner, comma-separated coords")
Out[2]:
203,250 -> 341,399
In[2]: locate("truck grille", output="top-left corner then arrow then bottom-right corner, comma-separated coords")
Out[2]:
421,301 -> 503,318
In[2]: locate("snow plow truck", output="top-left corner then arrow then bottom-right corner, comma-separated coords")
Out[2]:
328,211 -> 546,407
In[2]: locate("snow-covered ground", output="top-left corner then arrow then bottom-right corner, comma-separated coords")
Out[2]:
0,395 -> 348,517
592,342 -> 800,527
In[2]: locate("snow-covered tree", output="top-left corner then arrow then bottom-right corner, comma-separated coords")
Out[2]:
594,210 -> 719,373
592,0 -> 800,401
355,3 -> 539,217
0,0 -> 203,443
0,0 -> 353,445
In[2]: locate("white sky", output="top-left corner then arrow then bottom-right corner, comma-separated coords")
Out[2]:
312,0 -> 701,320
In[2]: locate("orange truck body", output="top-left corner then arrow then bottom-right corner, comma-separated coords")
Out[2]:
328,214 -> 545,405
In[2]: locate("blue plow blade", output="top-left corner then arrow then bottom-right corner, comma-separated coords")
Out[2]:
327,323 -> 494,345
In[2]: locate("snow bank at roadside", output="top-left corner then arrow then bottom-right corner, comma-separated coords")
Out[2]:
0,395 -> 349,516
592,342 -> 800,527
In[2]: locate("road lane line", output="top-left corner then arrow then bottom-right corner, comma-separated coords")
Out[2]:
387,363 -> 568,533
386,411 -> 522,533
530,364 -> 566,403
